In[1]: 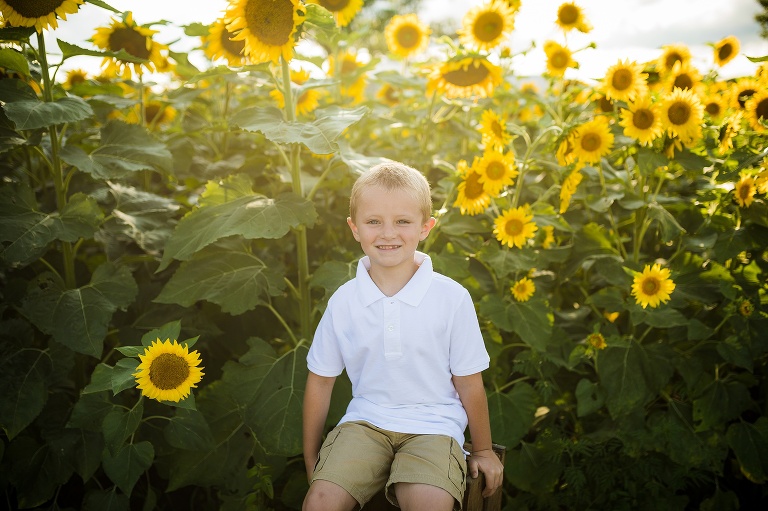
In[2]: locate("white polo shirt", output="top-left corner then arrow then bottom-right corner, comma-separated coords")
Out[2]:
306,251 -> 490,447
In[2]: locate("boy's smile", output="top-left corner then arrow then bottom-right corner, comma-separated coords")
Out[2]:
347,184 -> 435,285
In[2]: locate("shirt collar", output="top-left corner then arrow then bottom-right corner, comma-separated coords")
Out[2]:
356,251 -> 433,307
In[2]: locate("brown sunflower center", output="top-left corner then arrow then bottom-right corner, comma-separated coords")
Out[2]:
599,97 -> 614,113
738,183 -> 752,199
5,0 -> 67,17
491,120 -> 504,138
673,73 -> 693,90
558,5 -> 578,25
580,132 -> 602,152
755,98 -> 768,121
611,69 -> 633,91
739,300 -> 754,316
486,161 -> 506,180
443,62 -> 490,86
737,88 -> 756,108
149,353 -> 190,390
245,0 -> 295,46
146,103 -> 163,123
221,28 -> 246,56
550,50 -> 569,69
318,0 -> 350,12
705,101 -> 721,116
341,58 -> 359,74
474,12 -> 504,42
108,27 -> 152,60
396,25 -> 420,49
664,52 -> 683,70
642,277 -> 659,295
505,218 -> 524,236
667,101 -> 691,125
718,43 -> 734,61
465,173 -> 485,199
633,108 -> 655,130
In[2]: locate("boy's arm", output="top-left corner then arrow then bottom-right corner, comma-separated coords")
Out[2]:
452,372 -> 504,498
303,370 -> 337,481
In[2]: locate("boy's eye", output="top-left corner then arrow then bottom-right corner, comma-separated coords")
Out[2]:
397,220 -> 411,224
366,220 -> 380,224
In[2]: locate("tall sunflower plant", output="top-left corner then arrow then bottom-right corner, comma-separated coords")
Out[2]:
1,0 -> 768,509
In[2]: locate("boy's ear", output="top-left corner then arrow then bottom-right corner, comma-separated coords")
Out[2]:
347,217 -> 360,241
420,217 -> 437,240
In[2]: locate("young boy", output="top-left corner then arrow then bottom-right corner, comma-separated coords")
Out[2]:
303,162 -> 503,511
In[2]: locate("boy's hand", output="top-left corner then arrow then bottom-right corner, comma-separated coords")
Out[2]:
467,449 -> 504,497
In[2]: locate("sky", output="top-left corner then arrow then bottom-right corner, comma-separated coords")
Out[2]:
43,0 -> 768,84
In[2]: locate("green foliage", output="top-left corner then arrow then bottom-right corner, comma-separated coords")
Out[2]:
1,1 -> 767,510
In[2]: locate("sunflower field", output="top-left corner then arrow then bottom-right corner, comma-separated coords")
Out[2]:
1,0 -> 768,509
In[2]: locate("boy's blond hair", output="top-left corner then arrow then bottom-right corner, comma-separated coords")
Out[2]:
349,162 -> 433,221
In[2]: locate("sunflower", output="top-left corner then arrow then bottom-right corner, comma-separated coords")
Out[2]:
385,14 -> 431,58
493,205 -> 538,248
555,2 -> 591,33
586,332 -> 607,350
271,86 -> 323,116
631,263 -> 675,309
458,0 -> 516,52
226,0 -> 306,65
664,62 -> 702,94
307,0 -> 363,27
454,158 -> 492,215
619,95 -> 664,146
479,109 -> 512,150
0,0 -> 83,32
126,100 -> 177,129
511,277 -> 535,302
738,299 -> 754,317
657,43 -> 691,75
376,83 -> 400,107
91,12 -> 171,78
571,117 -> 614,165
733,175 -> 756,208
134,339 -> 204,403
328,50 -> 367,103
556,133 -> 577,166
702,91 -> 727,122
730,77 -> 760,110
202,17 -> 246,66
757,159 -> 768,194
63,68 -> 88,89
717,111 -> 743,155
541,225 -> 555,249
714,35 -> 740,67
745,90 -> 768,132
660,87 -> 704,143
477,148 -> 518,195
427,56 -> 503,99
559,167 -> 582,214
601,59 -> 647,102
544,40 -> 577,78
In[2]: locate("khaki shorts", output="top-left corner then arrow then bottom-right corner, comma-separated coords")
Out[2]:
310,421 -> 467,509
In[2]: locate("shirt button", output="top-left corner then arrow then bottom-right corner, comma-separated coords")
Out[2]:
387,325 -> 394,331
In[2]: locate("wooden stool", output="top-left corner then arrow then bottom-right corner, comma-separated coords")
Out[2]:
364,443 -> 506,511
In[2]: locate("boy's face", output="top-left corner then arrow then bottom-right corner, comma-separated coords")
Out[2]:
347,185 -> 435,273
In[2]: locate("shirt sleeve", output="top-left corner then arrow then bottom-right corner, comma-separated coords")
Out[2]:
306,298 -> 345,377
449,289 -> 490,376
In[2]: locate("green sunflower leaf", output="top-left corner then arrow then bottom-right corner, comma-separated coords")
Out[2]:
0,47 -> 29,77
101,441 -> 154,496
155,247 -> 285,314
158,192 -> 317,270
230,105 -> 368,154
597,340 -> 675,418
0,185 -> 104,267
111,358 -> 140,396
478,296 -> 553,351
60,120 -> 172,178
3,96 -> 93,130
102,399 -> 144,455
57,39 -> 145,63
727,418 -> 768,484
82,364 -> 116,394
487,383 -> 538,450
140,320 -> 182,347
82,488 -> 130,511
221,338 -> 308,456
21,263 -> 138,358
0,347 -> 52,440
164,409 -> 215,451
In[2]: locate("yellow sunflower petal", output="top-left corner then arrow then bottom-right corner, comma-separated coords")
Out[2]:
134,338 -> 204,403
0,0 -> 83,32
385,13 -> 431,58
631,264 -> 675,309
226,0 -> 305,65
458,0 -> 516,52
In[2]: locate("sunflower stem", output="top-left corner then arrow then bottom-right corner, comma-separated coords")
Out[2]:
37,32 -> 76,289
281,56 -> 312,343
